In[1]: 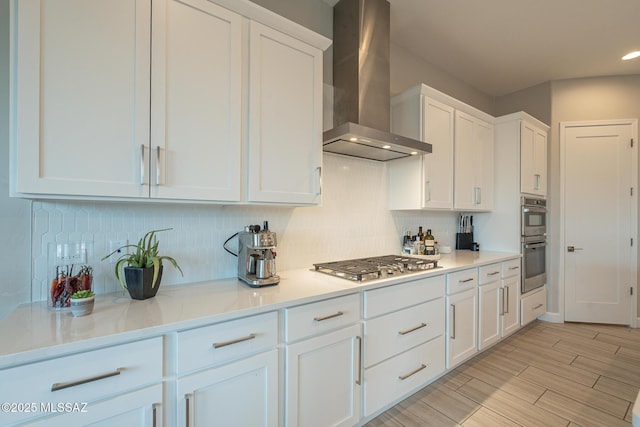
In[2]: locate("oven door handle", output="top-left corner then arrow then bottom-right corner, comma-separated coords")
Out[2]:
524,242 -> 546,249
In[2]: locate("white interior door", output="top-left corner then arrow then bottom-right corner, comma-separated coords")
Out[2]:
563,121 -> 637,324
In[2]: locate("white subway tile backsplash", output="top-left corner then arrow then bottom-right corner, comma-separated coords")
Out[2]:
31,154 -> 458,300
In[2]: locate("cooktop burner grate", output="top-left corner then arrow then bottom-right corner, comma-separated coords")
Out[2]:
313,255 -> 439,282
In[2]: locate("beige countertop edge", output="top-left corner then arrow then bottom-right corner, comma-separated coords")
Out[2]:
0,251 -> 519,368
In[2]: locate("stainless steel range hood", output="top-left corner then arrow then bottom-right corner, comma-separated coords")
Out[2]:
323,0 -> 431,161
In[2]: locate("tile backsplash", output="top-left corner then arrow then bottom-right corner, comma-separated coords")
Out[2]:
31,154 -> 458,301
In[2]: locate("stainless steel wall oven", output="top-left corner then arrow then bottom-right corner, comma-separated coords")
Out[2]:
521,197 -> 547,293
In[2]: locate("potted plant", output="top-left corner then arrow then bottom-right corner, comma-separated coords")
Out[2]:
103,228 -> 183,300
70,289 -> 95,317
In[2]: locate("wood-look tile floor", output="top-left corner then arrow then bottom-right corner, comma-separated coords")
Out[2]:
366,320 -> 640,427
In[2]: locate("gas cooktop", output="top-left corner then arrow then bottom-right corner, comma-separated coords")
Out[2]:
313,255 -> 440,282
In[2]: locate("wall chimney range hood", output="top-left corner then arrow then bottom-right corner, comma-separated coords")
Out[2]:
323,0 -> 431,161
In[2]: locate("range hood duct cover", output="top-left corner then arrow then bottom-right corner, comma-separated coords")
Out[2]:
323,0 -> 431,161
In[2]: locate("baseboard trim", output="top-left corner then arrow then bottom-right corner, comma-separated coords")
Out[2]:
539,312 -> 563,323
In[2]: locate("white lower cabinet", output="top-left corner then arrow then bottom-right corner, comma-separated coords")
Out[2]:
363,275 -> 446,417
521,286 -> 547,325
284,294 -> 362,427
23,384 -> 163,427
501,258 -> 521,337
0,337 -> 163,426
174,311 -> 279,426
176,350 -> 278,427
285,324 -> 362,427
478,280 -> 501,350
446,268 -> 478,368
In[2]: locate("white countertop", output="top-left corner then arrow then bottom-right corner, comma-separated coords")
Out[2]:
0,251 -> 519,367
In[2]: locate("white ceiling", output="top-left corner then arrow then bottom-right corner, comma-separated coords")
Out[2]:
388,0 -> 640,97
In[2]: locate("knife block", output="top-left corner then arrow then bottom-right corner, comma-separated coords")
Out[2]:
456,232 -> 474,250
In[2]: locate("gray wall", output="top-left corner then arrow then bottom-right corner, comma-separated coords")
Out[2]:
0,0 -> 31,319
547,76 -> 640,315
494,81 -> 552,125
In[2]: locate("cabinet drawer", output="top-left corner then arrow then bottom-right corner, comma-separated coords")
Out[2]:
501,258 -> 521,278
479,263 -> 501,285
364,335 -> 445,417
284,293 -> 360,342
446,268 -> 478,294
364,275 -> 445,318
365,298 -> 444,367
177,311 -> 277,374
521,287 -> 547,325
0,337 -> 162,425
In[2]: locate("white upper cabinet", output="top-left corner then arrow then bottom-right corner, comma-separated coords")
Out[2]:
247,22 -> 323,205
150,0 -> 242,202
454,111 -> 494,211
10,0 -> 329,205
520,120 -> 548,197
11,0 -> 151,198
389,93 -> 454,210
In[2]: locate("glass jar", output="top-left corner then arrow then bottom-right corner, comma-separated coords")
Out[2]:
48,242 -> 94,310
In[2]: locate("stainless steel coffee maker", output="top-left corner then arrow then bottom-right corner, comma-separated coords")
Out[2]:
237,221 -> 280,287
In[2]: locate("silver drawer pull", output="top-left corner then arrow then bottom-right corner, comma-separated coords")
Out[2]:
152,403 -> 160,427
213,333 -> 257,349
314,311 -> 344,322
398,364 -> 427,380
532,303 -> 544,310
398,323 -> 428,336
509,266 -> 520,270
459,278 -> 474,283
488,271 -> 500,276
51,367 -> 124,392
185,393 -> 193,426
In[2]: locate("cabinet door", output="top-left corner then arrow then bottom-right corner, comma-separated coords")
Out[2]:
478,281 -> 501,350
446,288 -> 477,368
454,111 -> 494,210
150,0 -> 242,201
248,21 -> 323,205
24,384 -> 162,427
177,350 -> 278,427
285,324 -> 362,427
422,97 -> 454,209
501,276 -> 521,336
12,0 -> 151,198
520,121 -> 547,197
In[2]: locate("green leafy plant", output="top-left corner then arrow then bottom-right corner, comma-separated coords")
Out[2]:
102,228 -> 183,289
71,289 -> 95,299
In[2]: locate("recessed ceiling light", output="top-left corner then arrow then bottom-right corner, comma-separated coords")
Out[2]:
410,151 -> 418,156
622,51 -> 640,60
382,145 -> 391,149
349,137 -> 358,142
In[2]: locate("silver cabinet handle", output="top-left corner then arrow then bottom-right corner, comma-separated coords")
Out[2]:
213,333 -> 256,349
140,144 -> 146,185
509,266 -> 520,270
398,364 -> 427,380
51,367 -> 123,392
567,246 -> 583,252
398,323 -> 428,336
155,146 -> 161,186
533,303 -> 544,310
459,278 -> 474,283
315,166 -> 322,195
314,311 -> 344,322
474,187 -> 481,204
488,271 -> 500,276
499,287 -> 505,316
505,286 -> 510,314
425,180 -> 431,202
450,304 -> 456,339
152,403 -> 160,427
185,393 -> 192,427
535,174 -> 541,190
355,336 -> 362,386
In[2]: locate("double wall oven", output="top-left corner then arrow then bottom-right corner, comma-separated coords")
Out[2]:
521,197 -> 547,294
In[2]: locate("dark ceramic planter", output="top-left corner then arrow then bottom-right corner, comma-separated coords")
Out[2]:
124,266 -> 163,300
